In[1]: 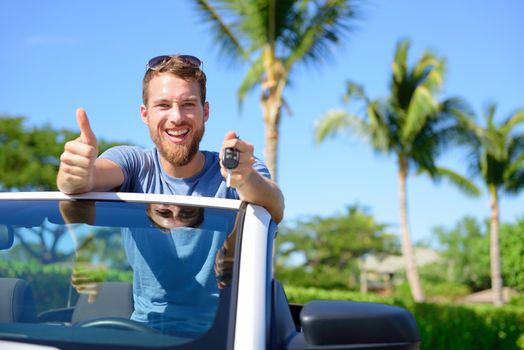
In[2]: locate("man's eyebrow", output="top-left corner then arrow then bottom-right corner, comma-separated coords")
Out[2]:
151,98 -> 172,104
151,96 -> 199,103
180,95 -> 199,102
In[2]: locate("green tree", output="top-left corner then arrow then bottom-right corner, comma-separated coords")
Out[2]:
276,205 -> 398,289
0,116 -> 75,190
456,104 -> 524,305
501,217 -> 524,291
431,217 -> 490,291
194,0 -> 360,181
0,116 -> 123,191
314,39 -> 479,302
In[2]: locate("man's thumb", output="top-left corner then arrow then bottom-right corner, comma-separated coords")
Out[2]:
76,108 -> 97,146
224,131 -> 238,141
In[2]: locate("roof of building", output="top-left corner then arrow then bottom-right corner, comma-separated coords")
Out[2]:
362,247 -> 440,274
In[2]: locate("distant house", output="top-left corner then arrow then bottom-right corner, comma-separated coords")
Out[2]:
360,247 -> 440,293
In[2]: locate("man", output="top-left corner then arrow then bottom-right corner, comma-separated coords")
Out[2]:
57,54 -> 284,222
57,54 -> 284,336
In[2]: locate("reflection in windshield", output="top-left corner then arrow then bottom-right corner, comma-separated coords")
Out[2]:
146,204 -> 204,231
124,206 -> 226,337
60,201 -> 108,304
0,199 -> 238,348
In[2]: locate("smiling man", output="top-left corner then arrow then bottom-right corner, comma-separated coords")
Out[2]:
56,54 -> 284,336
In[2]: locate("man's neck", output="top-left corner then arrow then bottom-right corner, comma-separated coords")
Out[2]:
160,151 -> 205,179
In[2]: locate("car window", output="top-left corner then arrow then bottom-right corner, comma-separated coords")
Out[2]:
0,199 -> 240,349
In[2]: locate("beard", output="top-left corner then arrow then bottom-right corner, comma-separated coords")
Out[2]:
151,123 -> 205,167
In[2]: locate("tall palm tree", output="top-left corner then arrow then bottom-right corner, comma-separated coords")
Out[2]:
456,104 -> 524,305
194,0 -> 360,181
315,39 -> 479,302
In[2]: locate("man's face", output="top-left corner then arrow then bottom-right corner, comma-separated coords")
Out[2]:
140,73 -> 209,167
148,204 -> 203,229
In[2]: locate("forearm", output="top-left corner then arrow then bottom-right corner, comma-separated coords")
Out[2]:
236,170 -> 285,223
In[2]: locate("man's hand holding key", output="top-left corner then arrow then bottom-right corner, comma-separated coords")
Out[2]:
220,131 -> 255,189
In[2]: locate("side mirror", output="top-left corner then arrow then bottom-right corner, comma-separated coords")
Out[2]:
300,300 -> 420,349
0,224 -> 14,250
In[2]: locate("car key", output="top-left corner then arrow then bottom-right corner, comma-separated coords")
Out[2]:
223,147 -> 240,188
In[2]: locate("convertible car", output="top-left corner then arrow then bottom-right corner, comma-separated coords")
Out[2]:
0,192 -> 420,349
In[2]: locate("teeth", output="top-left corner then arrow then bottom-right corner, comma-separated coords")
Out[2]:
166,129 -> 189,136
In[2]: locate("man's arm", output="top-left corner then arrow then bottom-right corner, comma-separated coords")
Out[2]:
235,170 -> 285,223
220,132 -> 285,223
57,108 -> 124,194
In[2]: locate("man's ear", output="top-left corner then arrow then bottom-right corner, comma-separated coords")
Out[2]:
140,104 -> 148,125
203,101 -> 209,122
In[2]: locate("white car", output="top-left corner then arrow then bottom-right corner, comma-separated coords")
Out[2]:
0,192 -> 420,349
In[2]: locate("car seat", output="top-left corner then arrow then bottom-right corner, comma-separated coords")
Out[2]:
0,278 -> 38,323
71,281 -> 133,324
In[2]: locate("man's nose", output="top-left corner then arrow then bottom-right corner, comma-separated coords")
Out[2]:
168,105 -> 184,124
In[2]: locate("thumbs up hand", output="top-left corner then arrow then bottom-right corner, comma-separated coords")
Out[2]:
57,108 -> 99,194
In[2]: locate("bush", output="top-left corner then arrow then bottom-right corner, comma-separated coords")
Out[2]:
276,266 -> 354,290
414,303 -> 524,349
394,280 -> 471,303
284,285 -> 524,349
284,285 -> 401,304
510,293 -> 524,307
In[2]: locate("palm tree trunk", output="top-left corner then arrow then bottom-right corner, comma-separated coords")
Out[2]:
397,156 -> 425,302
489,185 -> 504,306
260,71 -> 284,181
262,110 -> 279,182
260,46 -> 287,182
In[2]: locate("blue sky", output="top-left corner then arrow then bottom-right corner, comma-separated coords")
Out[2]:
1,0 -> 523,243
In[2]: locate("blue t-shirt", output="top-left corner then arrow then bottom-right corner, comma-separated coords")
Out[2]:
99,146 -> 270,336
101,146 -> 270,198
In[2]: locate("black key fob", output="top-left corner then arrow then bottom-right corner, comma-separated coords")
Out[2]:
223,148 -> 240,169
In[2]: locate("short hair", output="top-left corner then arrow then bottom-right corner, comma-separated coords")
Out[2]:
142,56 -> 207,106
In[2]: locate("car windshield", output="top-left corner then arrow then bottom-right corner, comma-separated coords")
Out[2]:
0,196 -> 240,349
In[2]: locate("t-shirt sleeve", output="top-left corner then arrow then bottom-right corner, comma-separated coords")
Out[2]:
99,146 -> 146,191
252,157 -> 271,180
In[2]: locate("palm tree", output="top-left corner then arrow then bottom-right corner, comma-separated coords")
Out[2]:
314,39 -> 479,302
455,104 -> 524,305
194,0 -> 360,181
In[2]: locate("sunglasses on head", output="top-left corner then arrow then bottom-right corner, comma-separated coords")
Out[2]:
146,55 -> 203,71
